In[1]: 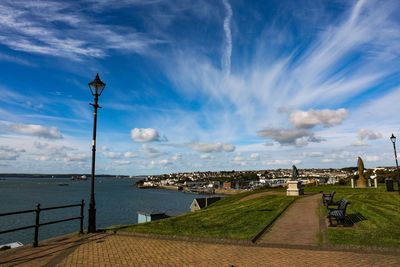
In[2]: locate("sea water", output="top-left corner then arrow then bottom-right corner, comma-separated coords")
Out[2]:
0,177 -> 202,245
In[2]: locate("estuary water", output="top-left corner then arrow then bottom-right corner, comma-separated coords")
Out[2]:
0,177 -> 202,245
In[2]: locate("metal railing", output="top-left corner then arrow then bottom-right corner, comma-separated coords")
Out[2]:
0,200 -> 84,247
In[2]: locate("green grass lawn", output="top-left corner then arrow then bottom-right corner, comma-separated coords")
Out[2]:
306,185 -> 400,248
119,190 -> 295,240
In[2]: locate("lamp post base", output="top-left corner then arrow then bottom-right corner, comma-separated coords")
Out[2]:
88,207 -> 96,233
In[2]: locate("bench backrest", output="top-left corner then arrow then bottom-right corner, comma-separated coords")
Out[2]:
338,198 -> 349,210
322,191 -> 336,205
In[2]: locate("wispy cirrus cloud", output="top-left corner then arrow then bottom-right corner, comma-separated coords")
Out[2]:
0,0 -> 162,61
0,52 -> 36,66
164,0 -> 399,136
221,0 -> 232,75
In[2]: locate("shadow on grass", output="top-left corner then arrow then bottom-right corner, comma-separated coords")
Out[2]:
345,212 -> 367,225
330,212 -> 367,227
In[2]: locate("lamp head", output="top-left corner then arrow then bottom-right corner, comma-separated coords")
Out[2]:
88,73 -> 106,96
390,133 -> 396,144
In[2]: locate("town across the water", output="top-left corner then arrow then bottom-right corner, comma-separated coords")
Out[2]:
137,167 -> 398,193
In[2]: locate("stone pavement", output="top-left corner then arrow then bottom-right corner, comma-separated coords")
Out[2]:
1,233 -> 399,267
55,234 -> 400,266
257,193 -> 321,246
0,233 -> 102,267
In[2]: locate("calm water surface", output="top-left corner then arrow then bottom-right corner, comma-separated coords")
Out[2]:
0,177 -> 202,245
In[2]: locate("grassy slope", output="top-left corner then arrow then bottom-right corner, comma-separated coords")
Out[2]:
120,190 -> 295,240
306,185 -> 400,247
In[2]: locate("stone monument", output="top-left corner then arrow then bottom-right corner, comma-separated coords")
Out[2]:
357,157 -> 367,188
286,165 -> 304,196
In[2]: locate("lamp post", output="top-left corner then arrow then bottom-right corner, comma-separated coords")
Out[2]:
390,133 -> 400,193
88,73 -> 106,233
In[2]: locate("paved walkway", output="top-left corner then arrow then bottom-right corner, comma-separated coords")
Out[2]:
258,193 -> 322,246
54,234 -> 400,267
33,233 -> 400,266
2,233 -> 400,266
0,233 -> 93,267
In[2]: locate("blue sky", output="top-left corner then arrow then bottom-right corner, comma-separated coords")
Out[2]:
0,0 -> 399,175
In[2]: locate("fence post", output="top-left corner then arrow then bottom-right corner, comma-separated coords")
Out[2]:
33,204 -> 41,247
80,200 -> 84,234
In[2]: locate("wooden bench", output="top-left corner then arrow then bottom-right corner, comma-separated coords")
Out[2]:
322,191 -> 335,206
327,198 -> 350,226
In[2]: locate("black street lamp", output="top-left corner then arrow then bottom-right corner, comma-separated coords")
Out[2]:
88,73 -> 106,233
390,133 -> 400,193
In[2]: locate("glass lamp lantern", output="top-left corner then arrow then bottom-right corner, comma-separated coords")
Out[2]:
391,133 -> 396,144
88,73 -> 106,96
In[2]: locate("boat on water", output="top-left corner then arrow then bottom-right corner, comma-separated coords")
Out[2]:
0,241 -> 23,250
71,175 -> 87,181
58,183 -> 69,186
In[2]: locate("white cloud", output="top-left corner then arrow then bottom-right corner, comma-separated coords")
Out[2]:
250,153 -> 260,160
200,154 -> 214,159
365,155 -> 380,162
222,0 -> 232,75
124,152 -> 137,158
289,109 -> 348,129
64,152 -> 90,162
131,128 -> 162,142
148,158 -> 173,168
233,156 -> 245,162
351,140 -> 368,147
302,152 -> 324,158
171,153 -> 182,161
36,155 -> 50,161
292,160 -> 302,165
34,142 -> 50,149
141,144 -> 159,154
114,160 -> 131,166
102,151 -> 122,159
0,146 -> 25,160
188,142 -> 235,153
257,128 -> 324,147
262,159 -> 287,166
5,123 -> 63,139
263,159 -> 301,166
140,144 -> 164,158
357,129 -> 383,140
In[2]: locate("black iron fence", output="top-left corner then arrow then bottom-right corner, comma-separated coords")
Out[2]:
0,200 -> 84,247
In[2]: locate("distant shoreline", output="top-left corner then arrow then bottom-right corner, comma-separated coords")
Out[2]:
137,184 -> 244,195
0,174 -> 144,179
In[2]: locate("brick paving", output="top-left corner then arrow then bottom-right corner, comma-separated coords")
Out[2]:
2,233 -> 399,267
55,233 -> 400,267
0,233 -> 94,267
258,193 -> 321,246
